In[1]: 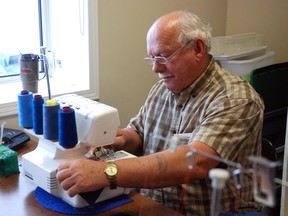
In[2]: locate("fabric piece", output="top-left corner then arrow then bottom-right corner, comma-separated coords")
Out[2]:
34,187 -> 133,215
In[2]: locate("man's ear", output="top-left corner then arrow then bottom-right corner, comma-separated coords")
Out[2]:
194,38 -> 206,54
193,38 -> 206,60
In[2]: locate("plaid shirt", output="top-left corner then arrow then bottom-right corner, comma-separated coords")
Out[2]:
128,58 -> 264,215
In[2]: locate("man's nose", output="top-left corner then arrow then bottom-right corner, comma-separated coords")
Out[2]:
152,61 -> 166,73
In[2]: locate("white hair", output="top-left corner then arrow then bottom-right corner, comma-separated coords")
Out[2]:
178,11 -> 213,52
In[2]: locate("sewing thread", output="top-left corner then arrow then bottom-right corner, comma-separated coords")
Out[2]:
17,90 -> 33,128
58,106 -> 78,148
32,94 -> 44,134
43,99 -> 60,141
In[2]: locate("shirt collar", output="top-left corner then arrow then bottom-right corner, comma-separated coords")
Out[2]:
177,56 -> 216,98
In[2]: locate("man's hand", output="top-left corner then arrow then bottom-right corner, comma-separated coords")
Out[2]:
56,159 -> 107,197
112,128 -> 143,156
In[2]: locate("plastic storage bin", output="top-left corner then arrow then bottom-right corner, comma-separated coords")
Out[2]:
211,33 -> 266,60
218,51 -> 275,82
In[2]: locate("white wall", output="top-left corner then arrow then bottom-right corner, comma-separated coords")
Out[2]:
226,0 -> 288,63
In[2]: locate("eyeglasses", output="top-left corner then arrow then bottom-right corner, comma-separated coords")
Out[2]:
144,40 -> 193,65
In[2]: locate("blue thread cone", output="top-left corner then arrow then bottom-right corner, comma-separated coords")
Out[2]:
17,90 -> 33,128
43,100 -> 60,141
58,106 -> 78,148
32,94 -> 44,134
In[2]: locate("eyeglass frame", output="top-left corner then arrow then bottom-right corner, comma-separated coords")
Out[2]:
144,39 -> 193,65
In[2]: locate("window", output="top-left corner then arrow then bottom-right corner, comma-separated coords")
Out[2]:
0,0 -> 39,78
0,0 -> 99,117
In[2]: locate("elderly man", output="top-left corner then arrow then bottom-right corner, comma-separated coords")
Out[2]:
57,11 -> 264,215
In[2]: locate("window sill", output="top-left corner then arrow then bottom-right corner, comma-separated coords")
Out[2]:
0,72 -> 98,117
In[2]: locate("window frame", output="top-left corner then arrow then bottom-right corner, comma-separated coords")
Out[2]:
0,0 -> 99,118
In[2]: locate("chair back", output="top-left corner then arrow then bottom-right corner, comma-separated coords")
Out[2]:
250,62 -> 288,113
261,138 -> 277,161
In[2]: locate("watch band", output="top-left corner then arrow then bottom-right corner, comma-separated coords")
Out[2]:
104,161 -> 118,189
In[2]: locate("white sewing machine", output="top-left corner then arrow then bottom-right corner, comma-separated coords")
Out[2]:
22,94 -> 135,208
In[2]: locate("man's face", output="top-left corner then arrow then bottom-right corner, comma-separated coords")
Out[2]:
147,37 -> 198,94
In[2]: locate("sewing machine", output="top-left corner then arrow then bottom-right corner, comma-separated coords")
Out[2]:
22,94 -> 135,208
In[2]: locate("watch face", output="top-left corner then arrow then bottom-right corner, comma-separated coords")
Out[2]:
106,165 -> 117,176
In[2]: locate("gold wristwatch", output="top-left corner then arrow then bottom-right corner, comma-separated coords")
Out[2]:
104,161 -> 118,189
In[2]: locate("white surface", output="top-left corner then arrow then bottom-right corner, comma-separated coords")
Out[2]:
53,94 -> 120,147
218,51 -> 275,79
